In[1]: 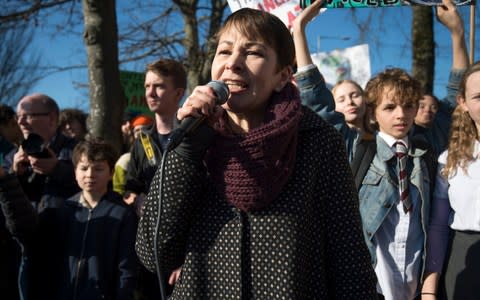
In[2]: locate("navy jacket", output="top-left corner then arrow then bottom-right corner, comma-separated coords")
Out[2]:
34,191 -> 138,300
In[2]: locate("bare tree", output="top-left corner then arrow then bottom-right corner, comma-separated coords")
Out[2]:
412,6 -> 434,94
118,0 -> 228,90
0,24 -> 42,106
82,0 -> 124,151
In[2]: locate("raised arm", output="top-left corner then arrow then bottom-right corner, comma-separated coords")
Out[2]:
292,3 -> 360,160
291,0 -> 338,118
292,0 -> 324,68
437,0 -> 468,71
437,0 -> 468,107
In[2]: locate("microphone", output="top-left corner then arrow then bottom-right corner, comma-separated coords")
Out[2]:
166,80 -> 229,151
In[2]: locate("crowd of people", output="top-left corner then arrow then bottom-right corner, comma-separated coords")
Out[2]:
0,0 -> 479,299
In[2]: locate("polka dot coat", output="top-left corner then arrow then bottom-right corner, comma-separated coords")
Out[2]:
136,107 -> 377,299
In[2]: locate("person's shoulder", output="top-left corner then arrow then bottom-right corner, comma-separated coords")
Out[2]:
298,106 -> 345,149
103,190 -> 127,205
115,152 -> 131,167
410,134 -> 431,150
101,191 -> 136,215
299,105 -> 335,133
62,192 -> 82,209
0,136 -> 15,155
56,132 -> 78,149
438,150 -> 448,164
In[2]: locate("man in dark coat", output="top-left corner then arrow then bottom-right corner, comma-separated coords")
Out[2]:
10,93 -> 79,208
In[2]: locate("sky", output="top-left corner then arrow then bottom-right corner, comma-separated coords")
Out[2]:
28,2 -> 479,112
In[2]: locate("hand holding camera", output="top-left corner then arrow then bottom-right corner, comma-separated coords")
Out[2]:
13,133 -> 58,176
21,133 -> 51,159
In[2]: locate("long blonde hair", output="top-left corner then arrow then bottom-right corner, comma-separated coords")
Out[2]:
443,61 -> 480,178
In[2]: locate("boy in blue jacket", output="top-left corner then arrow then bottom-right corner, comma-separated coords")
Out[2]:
31,139 -> 138,300
360,69 -> 433,300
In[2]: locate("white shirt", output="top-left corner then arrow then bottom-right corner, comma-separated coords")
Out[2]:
374,132 -> 424,300
439,140 -> 480,231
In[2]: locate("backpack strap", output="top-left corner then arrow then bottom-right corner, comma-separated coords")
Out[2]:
351,135 -> 376,190
139,131 -> 157,166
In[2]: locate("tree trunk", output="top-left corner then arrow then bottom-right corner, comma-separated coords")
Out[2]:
82,0 -> 124,152
173,0 -> 227,91
411,6 -> 435,95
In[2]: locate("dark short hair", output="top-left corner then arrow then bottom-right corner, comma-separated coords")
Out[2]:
216,8 -> 295,72
72,138 -> 119,171
0,104 -> 16,125
146,59 -> 187,90
59,108 -> 88,132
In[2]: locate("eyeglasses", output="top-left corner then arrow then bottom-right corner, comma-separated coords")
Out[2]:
16,112 -> 51,121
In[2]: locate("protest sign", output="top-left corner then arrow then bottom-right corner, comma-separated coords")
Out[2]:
228,0 -> 473,23
119,70 -> 152,117
310,44 -> 371,89
316,0 -> 472,8
228,0 -> 302,28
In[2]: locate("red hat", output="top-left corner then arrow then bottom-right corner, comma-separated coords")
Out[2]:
131,115 -> 154,128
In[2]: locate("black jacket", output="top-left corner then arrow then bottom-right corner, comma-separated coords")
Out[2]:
0,174 -> 38,300
136,107 -> 377,299
125,125 -> 164,195
14,131 -> 80,206
33,191 -> 139,300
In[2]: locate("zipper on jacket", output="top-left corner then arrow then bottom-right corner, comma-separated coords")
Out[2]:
73,208 -> 92,300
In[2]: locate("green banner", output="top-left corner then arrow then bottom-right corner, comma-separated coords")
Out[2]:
119,70 -> 153,117
320,0 -> 472,8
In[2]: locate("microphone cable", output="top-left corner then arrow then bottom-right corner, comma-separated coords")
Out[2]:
153,148 -> 169,300
151,80 -> 228,299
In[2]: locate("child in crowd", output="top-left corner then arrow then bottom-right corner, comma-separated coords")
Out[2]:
409,0 -> 468,158
29,138 -> 138,300
292,0 -> 374,162
293,0 -> 467,164
423,61 -> 480,300
331,79 -> 369,132
360,68 -> 433,300
113,114 -> 154,197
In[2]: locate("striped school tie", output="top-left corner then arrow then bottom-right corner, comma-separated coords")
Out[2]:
395,142 -> 412,213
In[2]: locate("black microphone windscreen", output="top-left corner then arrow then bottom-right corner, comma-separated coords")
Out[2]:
207,80 -> 229,105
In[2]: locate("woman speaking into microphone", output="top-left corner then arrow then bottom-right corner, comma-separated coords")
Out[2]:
135,7 -> 376,299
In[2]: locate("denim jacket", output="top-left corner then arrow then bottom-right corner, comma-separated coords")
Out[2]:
294,66 -> 361,161
358,135 -> 432,278
295,65 -> 465,161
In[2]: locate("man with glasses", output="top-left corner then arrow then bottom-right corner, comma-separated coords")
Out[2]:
10,93 -> 79,209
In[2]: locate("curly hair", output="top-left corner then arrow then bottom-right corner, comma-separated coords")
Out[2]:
364,68 -> 422,131
443,61 -> 480,178
364,68 -> 422,110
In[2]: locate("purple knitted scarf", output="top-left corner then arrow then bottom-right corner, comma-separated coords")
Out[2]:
205,83 -> 302,212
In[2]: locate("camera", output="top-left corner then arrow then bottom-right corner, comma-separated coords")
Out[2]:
21,133 -> 51,158
300,0 -> 316,8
